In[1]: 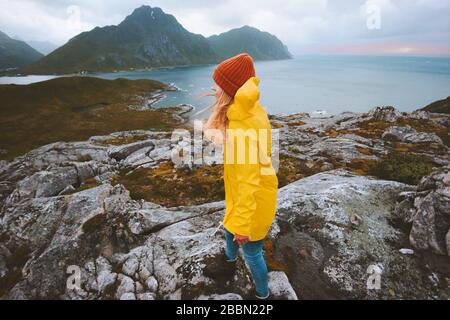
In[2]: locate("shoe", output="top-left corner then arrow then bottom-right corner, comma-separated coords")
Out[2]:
255,292 -> 270,300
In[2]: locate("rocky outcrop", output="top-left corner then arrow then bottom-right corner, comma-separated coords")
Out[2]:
0,178 -> 296,299
108,140 -> 155,161
268,272 -> 298,300
366,106 -> 402,122
0,129 -> 294,299
1,106 -> 449,300
382,126 -> 443,144
270,169 -> 449,299
395,166 -> 450,256
273,106 -> 450,172
1,162 -> 448,299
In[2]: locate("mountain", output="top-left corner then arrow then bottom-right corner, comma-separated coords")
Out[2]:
0,31 -> 43,71
207,25 -> 292,60
20,6 -> 218,74
422,96 -> 450,114
26,40 -> 59,55
19,6 -> 291,75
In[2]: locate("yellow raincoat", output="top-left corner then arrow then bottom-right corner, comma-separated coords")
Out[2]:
222,76 -> 278,241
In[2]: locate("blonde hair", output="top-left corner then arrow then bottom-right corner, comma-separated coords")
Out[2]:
203,88 -> 234,144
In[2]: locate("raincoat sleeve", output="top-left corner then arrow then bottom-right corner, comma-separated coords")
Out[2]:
233,162 -> 260,237
230,140 -> 261,238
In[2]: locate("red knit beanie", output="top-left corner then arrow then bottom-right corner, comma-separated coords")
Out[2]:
213,53 -> 256,98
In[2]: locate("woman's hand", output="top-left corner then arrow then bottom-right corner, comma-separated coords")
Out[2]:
233,234 -> 251,245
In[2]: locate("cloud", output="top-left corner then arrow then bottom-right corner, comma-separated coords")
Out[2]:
0,0 -> 449,54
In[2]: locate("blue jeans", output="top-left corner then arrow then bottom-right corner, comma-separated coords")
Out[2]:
224,228 -> 269,298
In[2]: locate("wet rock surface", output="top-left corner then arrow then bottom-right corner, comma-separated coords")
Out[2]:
0,106 -> 449,299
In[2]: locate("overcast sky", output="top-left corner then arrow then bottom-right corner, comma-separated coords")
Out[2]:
1,0 -> 449,55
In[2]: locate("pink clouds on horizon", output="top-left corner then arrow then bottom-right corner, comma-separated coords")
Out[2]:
301,42 -> 450,56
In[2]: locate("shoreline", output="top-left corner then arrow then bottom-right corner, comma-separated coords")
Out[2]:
0,55 -> 295,78
4,53 -> 450,77
0,73 -> 444,116
2,54 -> 450,115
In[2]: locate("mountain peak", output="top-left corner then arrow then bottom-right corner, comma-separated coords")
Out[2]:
131,5 -> 161,14
124,5 -> 166,22
239,25 -> 258,31
118,5 -> 182,32
208,25 -> 292,60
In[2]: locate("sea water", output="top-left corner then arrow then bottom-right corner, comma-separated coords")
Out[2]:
2,55 -> 449,117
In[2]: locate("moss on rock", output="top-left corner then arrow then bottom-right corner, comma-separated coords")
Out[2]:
368,152 -> 434,185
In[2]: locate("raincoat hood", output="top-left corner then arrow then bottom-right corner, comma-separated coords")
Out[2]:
226,76 -> 261,121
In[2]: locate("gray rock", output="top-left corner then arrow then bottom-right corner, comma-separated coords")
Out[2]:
397,167 -> 450,256
382,126 -> 443,144
268,272 -> 298,300
135,282 -> 144,294
277,169 -> 411,244
58,185 -> 76,196
409,110 -> 430,120
115,275 -> 135,299
121,138 -> 173,169
1,183 -> 137,299
366,106 -> 402,122
97,271 -> 118,296
443,173 -> 450,186
167,289 -> 182,300
137,292 -> 156,300
108,140 -> 154,161
7,166 -> 79,201
146,276 -> 158,293
128,207 -> 200,235
320,162 -> 335,171
394,191 -> 418,223
339,134 -> 374,146
196,293 -> 243,300
0,141 -> 109,186
399,248 -> 414,255
274,169 -> 444,299
382,126 -> 416,142
122,256 -> 139,277
305,136 -> 378,163
96,256 -> 118,295
446,229 -> 450,256
120,292 -> 136,300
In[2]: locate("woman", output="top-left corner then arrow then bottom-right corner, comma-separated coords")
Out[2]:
203,53 -> 279,299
